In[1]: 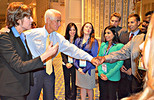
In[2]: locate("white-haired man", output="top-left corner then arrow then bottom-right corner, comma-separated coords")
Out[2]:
25,9 -> 99,100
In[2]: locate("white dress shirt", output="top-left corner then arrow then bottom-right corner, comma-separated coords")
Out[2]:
24,26 -> 93,62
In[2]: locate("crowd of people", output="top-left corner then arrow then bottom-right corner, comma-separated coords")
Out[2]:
0,1 -> 153,100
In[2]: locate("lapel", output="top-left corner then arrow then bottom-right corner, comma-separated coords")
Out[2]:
137,30 -> 142,35
25,39 -> 32,59
9,29 -> 32,59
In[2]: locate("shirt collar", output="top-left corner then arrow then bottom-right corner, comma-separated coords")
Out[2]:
11,26 -> 25,41
11,26 -> 20,37
131,29 -> 140,36
44,26 -> 56,37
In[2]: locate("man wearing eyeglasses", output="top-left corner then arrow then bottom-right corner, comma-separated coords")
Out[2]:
24,9 -> 99,100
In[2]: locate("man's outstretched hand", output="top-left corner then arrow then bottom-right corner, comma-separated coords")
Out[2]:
95,56 -> 106,65
91,58 -> 100,67
0,26 -> 10,34
91,56 -> 106,67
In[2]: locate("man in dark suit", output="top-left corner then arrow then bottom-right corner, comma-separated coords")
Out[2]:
0,2 -> 58,100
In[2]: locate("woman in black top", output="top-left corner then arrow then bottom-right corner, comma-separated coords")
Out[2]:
61,23 -> 78,100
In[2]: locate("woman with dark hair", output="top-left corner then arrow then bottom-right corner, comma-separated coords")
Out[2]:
61,22 -> 78,100
0,2 -> 58,100
74,22 -> 99,100
98,25 -> 124,100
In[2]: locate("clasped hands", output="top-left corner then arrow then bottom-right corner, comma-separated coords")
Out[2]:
91,56 -> 106,67
78,56 -> 106,75
100,73 -> 108,81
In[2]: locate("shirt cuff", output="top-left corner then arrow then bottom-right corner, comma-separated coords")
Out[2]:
88,56 -> 93,62
104,55 -> 111,62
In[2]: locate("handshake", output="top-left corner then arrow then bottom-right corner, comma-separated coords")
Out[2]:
91,56 -> 106,67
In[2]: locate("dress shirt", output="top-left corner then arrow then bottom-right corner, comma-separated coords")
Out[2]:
11,27 -> 29,54
24,26 -> 93,62
129,29 -> 140,38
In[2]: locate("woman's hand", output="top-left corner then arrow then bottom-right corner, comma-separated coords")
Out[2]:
100,73 -> 108,81
120,66 -> 132,76
78,68 -> 85,75
66,63 -> 73,69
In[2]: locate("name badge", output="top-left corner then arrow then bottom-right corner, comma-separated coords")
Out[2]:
79,59 -> 86,67
102,64 -> 107,73
138,57 -> 146,71
68,56 -> 73,63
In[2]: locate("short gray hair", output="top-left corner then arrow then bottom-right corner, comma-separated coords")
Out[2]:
44,9 -> 61,23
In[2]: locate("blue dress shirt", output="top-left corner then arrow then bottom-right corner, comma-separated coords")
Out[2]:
11,27 -> 29,54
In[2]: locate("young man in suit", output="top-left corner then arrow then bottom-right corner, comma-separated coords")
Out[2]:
101,12 -> 127,42
118,14 -> 141,99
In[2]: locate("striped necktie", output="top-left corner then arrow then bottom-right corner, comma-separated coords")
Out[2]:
129,33 -> 134,41
46,34 -> 53,75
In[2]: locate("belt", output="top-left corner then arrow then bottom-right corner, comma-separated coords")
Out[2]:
44,65 -> 46,68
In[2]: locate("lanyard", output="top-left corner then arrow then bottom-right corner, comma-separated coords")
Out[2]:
103,44 -> 113,56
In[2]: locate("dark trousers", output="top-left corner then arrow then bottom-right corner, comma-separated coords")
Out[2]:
99,77 -> 118,100
118,76 -> 132,99
63,65 -> 77,100
131,75 -> 144,94
0,96 -> 26,100
27,68 -> 55,100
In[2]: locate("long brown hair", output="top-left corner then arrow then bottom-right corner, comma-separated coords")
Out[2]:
80,22 -> 95,49
65,22 -> 78,43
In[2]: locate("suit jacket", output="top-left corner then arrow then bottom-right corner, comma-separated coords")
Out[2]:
118,30 -> 142,79
105,33 -> 145,76
0,29 -> 43,96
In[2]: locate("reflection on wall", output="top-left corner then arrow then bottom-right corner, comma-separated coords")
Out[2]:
135,0 -> 154,21
82,0 -> 135,40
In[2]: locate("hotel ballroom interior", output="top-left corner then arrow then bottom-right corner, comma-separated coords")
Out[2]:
0,0 -> 154,100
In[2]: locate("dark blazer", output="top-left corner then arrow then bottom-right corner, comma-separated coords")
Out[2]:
0,29 -> 43,96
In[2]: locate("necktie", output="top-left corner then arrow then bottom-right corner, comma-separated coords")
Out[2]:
20,33 -> 29,54
129,33 -> 134,41
46,34 -> 53,75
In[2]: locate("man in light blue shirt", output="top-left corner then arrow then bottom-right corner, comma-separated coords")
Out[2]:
25,9 -> 99,100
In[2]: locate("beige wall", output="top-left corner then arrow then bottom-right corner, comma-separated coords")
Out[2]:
52,1 -> 65,36
65,0 -> 82,36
